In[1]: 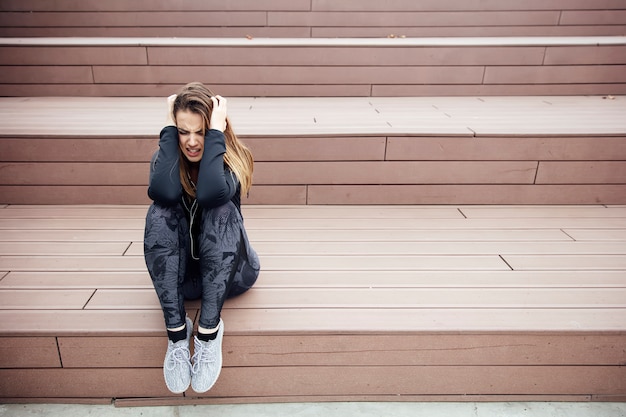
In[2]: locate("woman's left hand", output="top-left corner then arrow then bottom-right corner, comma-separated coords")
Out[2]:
209,95 -> 228,132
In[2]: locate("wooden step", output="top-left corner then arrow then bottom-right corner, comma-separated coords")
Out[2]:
0,96 -> 625,205
1,37 -> 625,97
0,204 -> 624,404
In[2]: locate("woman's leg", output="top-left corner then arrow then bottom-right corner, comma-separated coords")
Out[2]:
196,201 -> 246,330
144,203 -> 189,331
191,201 -> 259,393
228,224 -> 260,298
144,202 -> 194,393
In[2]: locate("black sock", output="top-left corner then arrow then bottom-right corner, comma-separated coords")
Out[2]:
167,325 -> 187,343
197,329 -> 218,342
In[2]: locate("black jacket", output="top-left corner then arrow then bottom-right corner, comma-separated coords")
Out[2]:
148,125 -> 240,211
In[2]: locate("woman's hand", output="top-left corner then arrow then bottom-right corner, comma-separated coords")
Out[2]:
166,94 -> 176,126
209,95 -> 228,132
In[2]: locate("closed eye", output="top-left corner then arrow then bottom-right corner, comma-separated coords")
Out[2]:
178,129 -> 203,135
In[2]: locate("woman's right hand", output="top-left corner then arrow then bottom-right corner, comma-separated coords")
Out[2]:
209,95 -> 228,132
166,94 -> 176,126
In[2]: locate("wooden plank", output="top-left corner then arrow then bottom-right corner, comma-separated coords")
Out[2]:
207,366 -> 626,397
92,65 -> 486,85
0,0 -> 312,12
1,366 -> 623,399
311,0 -> 626,11
0,26 -> 311,38
544,46 -> 626,65
86,287 -> 626,309
259,255 -> 509,271
502,255 -> 626,270
484,65 -> 626,84
0,256 -> 146,272
0,66 -> 94,84
1,307 -> 624,335
3,215 -> 626,230
10,159 -> 557,187
224,334 -> 626,366
0,11 -> 268,27
536,161 -> 626,184
115,394 -> 596,406
2,36 -> 624,48
0,138 -> 158,162
0,337 -> 61,368
247,241 -> 626,256
0,217 -> 145,230
0,368 -> 177,399
0,185 -> 151,205
5,270 -> 626,290
85,289 -> 160,309
243,206 -> 466,219
0,162 -> 149,186
147,46 -> 546,66
0,310 -> 190,337
0,272 -> 152,289
230,288 -> 626,309
561,10 -> 626,25
0,289 -> 94,309
0,253 -> 511,272
58,336 -> 166,368
0,46 -> 148,65
0,0 -> 621,12
0,242 -> 129,256
244,185 -> 307,205
564,229 -> 626,241
373,83 -> 626,97
306,185 -> 626,205
222,308 -> 626,333
314,26 -> 626,38
459,206 -> 626,218
55,334 -> 626,368
123,240 -> 626,256
227,228 -> 574,242
267,11 -> 561,27
247,136 -> 387,162
0,185 -> 307,205
0,83 -> 373,98
253,161 -> 538,185
253,270 -> 626,289
3,204 -> 618,220
385,136 -> 626,161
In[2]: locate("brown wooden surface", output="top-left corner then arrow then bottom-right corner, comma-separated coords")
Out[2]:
0,96 -> 625,205
1,0 -> 624,38
1,38 -> 625,97
0,204 -> 625,402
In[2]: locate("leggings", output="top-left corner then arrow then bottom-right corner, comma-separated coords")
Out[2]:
144,200 -> 260,330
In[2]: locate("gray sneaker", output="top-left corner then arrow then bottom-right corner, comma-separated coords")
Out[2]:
191,319 -> 224,393
163,316 -> 193,394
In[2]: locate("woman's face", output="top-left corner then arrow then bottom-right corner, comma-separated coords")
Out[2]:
176,109 -> 204,163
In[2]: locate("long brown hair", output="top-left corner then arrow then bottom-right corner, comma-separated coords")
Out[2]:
173,82 -> 253,198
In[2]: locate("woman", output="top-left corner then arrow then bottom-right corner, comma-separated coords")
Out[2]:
144,82 -> 260,394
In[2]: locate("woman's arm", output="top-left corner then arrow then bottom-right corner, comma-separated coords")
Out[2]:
195,95 -> 238,208
147,126 -> 183,205
195,129 -> 238,208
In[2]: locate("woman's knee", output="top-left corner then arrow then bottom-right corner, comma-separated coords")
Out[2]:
201,201 -> 240,227
146,203 -> 184,229
144,203 -> 186,251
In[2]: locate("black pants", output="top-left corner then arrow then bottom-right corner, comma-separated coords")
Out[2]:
144,201 -> 260,330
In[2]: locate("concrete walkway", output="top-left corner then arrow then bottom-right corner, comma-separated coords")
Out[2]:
1,402 -> 625,417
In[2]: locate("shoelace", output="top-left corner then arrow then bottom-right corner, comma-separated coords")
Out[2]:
191,339 -> 217,374
165,344 -> 191,371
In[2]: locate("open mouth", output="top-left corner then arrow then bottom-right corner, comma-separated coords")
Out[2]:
186,148 -> 201,158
